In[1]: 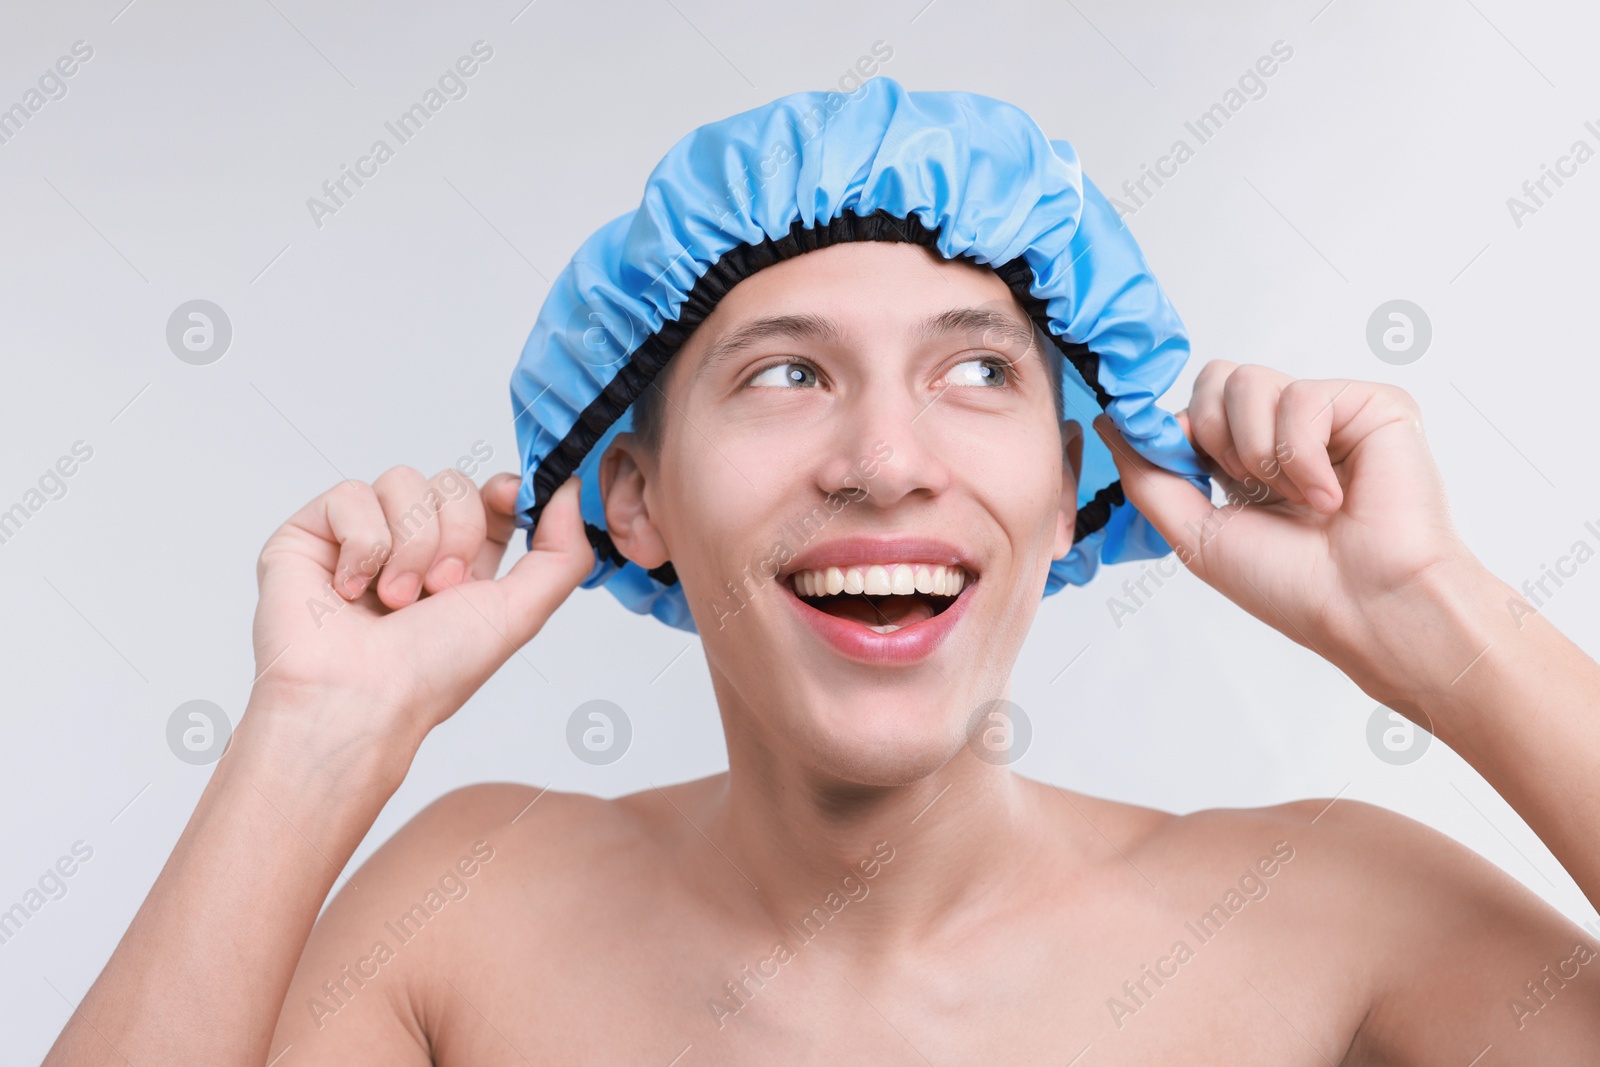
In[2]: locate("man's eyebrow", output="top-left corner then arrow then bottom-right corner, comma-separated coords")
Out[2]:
694,314 -> 845,380
914,306 -> 1038,354
692,305 -> 1040,380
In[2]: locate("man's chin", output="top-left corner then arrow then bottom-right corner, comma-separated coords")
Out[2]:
793,715 -> 974,789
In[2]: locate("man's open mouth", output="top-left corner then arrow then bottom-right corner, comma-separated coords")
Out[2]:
786,564 -> 972,634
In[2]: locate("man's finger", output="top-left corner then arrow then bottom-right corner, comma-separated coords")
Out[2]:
495,476 -> 595,648
1095,413 -> 1218,573
472,472 -> 523,581
372,465 -> 440,608
319,480 -> 393,599
1274,379 -> 1346,513
1221,365 -> 1305,506
424,468 -> 488,594
1186,360 -> 1247,483
382,477 -> 593,692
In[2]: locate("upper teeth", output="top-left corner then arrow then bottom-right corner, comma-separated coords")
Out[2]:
791,563 -> 968,598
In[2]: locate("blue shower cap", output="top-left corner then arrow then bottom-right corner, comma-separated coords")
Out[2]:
511,75 -> 1212,633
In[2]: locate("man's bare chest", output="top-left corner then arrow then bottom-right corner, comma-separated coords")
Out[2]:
424,882 -> 1364,1066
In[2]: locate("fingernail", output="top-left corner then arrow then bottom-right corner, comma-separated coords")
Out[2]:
389,572 -> 421,604
427,558 -> 465,588
1307,486 -> 1337,512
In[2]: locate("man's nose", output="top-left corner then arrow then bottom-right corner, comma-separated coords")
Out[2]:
815,384 -> 953,508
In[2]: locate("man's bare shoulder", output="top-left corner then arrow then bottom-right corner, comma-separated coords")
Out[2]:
1039,784 -> 1315,905
273,779 -> 714,1057
383,779 -> 687,885
300,782 -> 647,942
389,776 -> 732,892
297,780 -> 681,970
1138,792 -> 1580,928
397,780 -> 641,853
1055,785 -> 1566,926
1047,785 -> 1600,1060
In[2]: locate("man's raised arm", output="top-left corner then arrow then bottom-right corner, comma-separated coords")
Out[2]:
1097,361 -> 1600,1058
44,471 -> 590,1067
1096,361 -> 1600,912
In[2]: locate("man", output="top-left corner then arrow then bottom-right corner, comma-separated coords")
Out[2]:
49,80 -> 1600,1065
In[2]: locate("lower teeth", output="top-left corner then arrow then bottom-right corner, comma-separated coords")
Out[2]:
867,623 -> 902,634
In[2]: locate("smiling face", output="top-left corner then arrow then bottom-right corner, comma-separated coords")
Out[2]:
600,240 -> 1084,787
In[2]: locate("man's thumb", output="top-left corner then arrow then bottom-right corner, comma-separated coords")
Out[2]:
497,476 -> 594,644
1094,413 -> 1217,563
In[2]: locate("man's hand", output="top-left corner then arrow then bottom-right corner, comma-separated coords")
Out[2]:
249,468 -> 592,759
1096,360 -> 1479,707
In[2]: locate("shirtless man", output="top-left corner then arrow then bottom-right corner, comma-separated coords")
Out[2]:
45,235 -> 1600,1064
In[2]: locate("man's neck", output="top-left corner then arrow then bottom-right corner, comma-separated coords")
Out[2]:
698,697 -> 1048,957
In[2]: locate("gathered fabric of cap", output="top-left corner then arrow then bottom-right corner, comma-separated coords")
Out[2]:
511,75 -> 1213,634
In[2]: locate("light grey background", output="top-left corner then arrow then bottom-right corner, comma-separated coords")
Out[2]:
2,0 -> 1597,1059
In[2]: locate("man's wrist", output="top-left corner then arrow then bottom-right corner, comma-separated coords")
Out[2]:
1351,554 -> 1533,748
1346,550 -> 1600,919
230,681 -> 422,808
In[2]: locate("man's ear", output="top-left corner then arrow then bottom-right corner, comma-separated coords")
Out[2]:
1052,418 -> 1085,561
598,432 -> 671,570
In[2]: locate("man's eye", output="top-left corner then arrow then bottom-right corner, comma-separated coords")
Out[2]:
748,361 -> 819,388
943,357 -> 1010,388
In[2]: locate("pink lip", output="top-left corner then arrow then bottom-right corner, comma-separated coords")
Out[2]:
780,539 -> 978,666
782,535 -> 977,575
